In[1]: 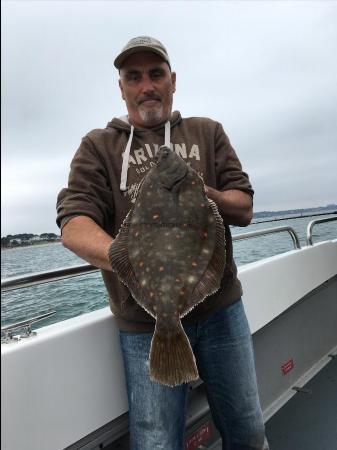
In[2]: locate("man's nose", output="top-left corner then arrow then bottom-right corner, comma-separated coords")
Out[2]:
140,74 -> 155,93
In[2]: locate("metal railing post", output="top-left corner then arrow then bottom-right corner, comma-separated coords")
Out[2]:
1,264 -> 99,293
306,216 -> 337,245
232,226 -> 301,249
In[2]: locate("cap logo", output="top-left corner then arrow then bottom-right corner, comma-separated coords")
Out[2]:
129,37 -> 153,46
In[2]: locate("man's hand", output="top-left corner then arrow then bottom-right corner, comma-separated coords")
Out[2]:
61,216 -> 114,270
204,186 -> 253,227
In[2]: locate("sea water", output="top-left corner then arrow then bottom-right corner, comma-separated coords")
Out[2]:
1,214 -> 336,329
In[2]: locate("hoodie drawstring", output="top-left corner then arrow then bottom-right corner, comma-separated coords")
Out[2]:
165,120 -> 171,148
120,125 -> 134,191
120,121 -> 171,192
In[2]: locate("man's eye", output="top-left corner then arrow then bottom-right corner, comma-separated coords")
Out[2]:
126,73 -> 140,82
150,70 -> 164,79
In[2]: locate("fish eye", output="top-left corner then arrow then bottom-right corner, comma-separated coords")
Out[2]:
159,146 -> 171,155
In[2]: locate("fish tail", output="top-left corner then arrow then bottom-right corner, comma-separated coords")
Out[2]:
149,319 -> 199,387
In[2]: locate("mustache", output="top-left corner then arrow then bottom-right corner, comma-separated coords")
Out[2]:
138,93 -> 162,104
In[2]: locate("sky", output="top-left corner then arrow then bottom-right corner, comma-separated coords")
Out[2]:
2,0 -> 337,235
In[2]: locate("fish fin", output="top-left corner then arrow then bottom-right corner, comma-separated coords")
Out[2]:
185,199 -> 226,311
108,212 -> 156,318
149,318 -> 199,387
108,213 -> 140,298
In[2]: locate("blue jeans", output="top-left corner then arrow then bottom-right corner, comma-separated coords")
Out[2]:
119,299 -> 268,450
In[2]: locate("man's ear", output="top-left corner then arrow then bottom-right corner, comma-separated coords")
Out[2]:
119,79 -> 126,100
171,72 -> 176,93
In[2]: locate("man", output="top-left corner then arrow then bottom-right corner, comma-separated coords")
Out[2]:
57,36 -> 268,450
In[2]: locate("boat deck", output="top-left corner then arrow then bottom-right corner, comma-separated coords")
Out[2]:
106,357 -> 337,449
265,356 -> 337,450
194,357 -> 337,450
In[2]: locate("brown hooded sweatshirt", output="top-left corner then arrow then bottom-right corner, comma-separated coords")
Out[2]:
56,111 -> 254,331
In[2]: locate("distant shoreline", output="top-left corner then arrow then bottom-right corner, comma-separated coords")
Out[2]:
252,210 -> 337,224
1,241 -> 61,251
253,206 -> 337,219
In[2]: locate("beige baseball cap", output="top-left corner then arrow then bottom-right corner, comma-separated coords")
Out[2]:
114,36 -> 171,69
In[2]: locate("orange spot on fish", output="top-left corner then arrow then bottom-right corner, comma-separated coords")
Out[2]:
159,266 -> 165,272
153,214 -> 160,220
192,261 -> 198,267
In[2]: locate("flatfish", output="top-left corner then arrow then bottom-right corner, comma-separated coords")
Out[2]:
109,146 -> 225,386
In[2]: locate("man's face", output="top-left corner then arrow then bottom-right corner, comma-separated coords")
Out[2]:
119,51 -> 176,129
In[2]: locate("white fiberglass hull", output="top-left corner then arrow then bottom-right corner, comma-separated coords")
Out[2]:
1,240 -> 337,450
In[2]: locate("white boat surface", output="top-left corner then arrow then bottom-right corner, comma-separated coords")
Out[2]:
1,218 -> 337,450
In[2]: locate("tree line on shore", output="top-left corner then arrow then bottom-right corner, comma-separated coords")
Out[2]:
1,233 -> 61,248
253,204 -> 336,219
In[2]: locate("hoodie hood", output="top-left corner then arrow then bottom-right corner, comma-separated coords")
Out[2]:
107,111 -> 182,191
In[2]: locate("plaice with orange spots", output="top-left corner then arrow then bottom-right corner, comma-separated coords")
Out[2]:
109,146 -> 226,386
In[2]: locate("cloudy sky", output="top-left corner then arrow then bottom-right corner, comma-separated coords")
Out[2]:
2,0 -> 337,235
